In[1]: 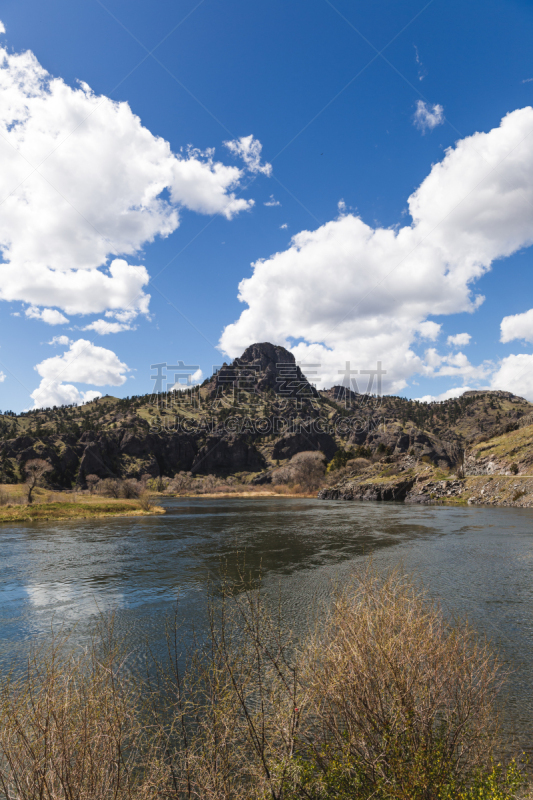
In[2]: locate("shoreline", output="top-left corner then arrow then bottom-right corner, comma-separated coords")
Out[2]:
0,501 -> 166,524
165,491 -> 317,499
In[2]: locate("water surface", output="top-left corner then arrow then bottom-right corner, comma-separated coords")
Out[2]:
1,497 -> 533,746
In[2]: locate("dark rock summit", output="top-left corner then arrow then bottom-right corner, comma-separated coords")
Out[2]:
207,342 -> 318,399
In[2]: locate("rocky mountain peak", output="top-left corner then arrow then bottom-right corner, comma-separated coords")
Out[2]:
209,341 -> 318,398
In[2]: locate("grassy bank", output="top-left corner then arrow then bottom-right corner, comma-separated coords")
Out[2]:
0,567 -> 527,800
0,484 -> 164,523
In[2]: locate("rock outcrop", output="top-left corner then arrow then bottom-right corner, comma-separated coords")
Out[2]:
319,476 -> 416,502
207,342 -> 318,399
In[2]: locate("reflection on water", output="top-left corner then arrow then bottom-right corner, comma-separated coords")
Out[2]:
1,497 -> 533,746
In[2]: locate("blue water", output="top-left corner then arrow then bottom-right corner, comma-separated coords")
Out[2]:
1,497 -> 533,746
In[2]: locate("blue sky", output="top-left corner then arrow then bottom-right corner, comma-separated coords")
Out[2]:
2,0 -> 533,411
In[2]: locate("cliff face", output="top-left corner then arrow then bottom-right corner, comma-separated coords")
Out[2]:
1,342 -> 532,494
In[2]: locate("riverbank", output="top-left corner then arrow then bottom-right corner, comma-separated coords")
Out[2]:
165,489 -> 317,498
319,463 -> 533,507
0,484 -> 165,522
407,472 -> 533,507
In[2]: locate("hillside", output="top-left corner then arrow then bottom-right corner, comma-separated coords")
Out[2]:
1,342 -> 533,505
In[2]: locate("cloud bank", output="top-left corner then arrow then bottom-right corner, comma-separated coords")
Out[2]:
220,108 -> 533,395
0,42 -> 259,324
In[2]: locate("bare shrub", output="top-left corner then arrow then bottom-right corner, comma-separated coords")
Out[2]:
85,474 -> 100,494
272,451 -> 327,492
196,474 -> 218,494
98,478 -> 120,498
295,567 -> 504,799
0,569 -> 518,800
0,628 -> 150,800
167,471 -> 194,494
120,479 -> 141,499
144,566 -> 510,800
24,458 -> 52,504
0,490 -> 10,506
138,492 -> 154,511
271,465 -> 293,485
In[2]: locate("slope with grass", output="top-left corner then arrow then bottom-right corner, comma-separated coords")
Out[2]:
2,342 -> 533,506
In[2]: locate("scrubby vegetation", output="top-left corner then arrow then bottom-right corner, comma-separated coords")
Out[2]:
0,482 -> 162,523
0,568 -> 526,800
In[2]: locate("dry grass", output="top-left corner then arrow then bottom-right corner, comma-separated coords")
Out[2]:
0,627 -> 155,800
0,567 -> 523,800
0,484 -> 165,523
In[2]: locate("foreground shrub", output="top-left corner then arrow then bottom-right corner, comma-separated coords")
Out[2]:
290,569 -> 504,800
0,629 -> 152,800
0,567 -> 522,800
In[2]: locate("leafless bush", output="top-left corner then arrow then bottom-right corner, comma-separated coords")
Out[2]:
272,451 -> 326,492
98,477 -> 121,498
167,471 -> 194,494
120,479 -> 141,499
138,492 -> 154,511
145,566 -> 508,800
86,474 -> 100,493
0,491 -> 10,506
24,458 -> 52,504
145,575 -> 301,800
0,568 -> 516,800
271,465 -> 293,485
197,474 -> 219,494
295,567 -> 503,799
0,627 -> 152,800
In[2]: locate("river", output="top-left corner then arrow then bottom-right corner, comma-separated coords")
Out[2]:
1,497 -> 533,749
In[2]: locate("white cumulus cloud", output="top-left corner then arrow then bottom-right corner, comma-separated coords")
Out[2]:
0,371 -> 5,383
413,100 -> 444,133
220,108 -> 533,393
224,135 -> 272,175
0,22 -> 5,34
26,307 -> 69,325
31,339 -> 129,408
0,40 -> 258,325
418,321 -> 441,340
491,353 -> 533,400
48,335 -> 71,346
83,319 -> 134,335
500,308 -> 533,343
447,332 -> 471,347
264,195 -> 281,206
